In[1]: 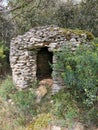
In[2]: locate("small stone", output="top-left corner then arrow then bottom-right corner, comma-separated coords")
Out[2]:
36,85 -> 47,102
72,122 -> 84,130
51,125 -> 61,130
70,38 -> 76,42
30,37 -> 41,42
71,48 -> 76,51
81,33 -> 87,39
48,42 -> 58,48
8,99 -> 12,103
39,79 -> 53,87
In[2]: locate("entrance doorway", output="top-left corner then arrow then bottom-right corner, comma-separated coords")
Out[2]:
36,47 -> 53,80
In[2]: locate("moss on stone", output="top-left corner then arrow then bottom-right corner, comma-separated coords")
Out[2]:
26,113 -> 52,130
60,28 -> 94,41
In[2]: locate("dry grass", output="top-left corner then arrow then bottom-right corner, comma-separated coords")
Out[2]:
0,98 -> 26,130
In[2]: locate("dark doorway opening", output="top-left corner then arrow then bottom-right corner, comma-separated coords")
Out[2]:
36,47 -> 53,80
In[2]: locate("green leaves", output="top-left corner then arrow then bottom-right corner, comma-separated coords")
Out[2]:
11,90 -> 36,115
0,76 -> 37,115
8,0 -> 57,35
53,40 -> 98,124
0,41 -> 9,76
0,46 -> 6,59
55,43 -> 98,107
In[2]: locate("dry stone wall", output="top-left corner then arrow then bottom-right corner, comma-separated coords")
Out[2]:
10,25 -> 92,91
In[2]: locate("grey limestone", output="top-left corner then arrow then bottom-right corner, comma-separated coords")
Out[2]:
10,25 -> 92,92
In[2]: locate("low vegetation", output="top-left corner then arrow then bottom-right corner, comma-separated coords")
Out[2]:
0,0 -> 98,129
54,38 -> 98,125
0,38 -> 98,130
0,41 -> 9,78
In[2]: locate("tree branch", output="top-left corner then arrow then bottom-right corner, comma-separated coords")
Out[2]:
8,0 -> 41,22
0,0 -> 33,13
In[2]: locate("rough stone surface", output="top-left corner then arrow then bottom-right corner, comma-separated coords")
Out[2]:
39,78 -> 53,87
10,25 -> 92,91
36,85 -> 47,102
72,122 -> 84,130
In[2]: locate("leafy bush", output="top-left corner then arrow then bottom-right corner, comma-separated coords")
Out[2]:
54,42 -> 98,124
55,44 -> 98,106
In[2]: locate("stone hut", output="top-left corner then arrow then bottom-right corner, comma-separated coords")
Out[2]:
10,25 -> 92,92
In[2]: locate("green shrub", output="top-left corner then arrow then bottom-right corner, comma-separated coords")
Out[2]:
55,44 -> 98,106
0,41 -> 9,76
0,76 -> 15,100
0,76 -> 37,115
10,90 -> 36,115
52,90 -> 78,127
54,42 -> 98,124
93,37 -> 98,49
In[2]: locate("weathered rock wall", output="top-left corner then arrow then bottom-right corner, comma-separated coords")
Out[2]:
10,48 -> 37,88
10,25 -> 92,91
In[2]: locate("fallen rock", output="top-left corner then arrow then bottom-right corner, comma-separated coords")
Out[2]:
39,78 -> 53,87
36,85 -> 47,102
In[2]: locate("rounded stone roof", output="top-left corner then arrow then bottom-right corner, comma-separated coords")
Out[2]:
11,25 -> 92,51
